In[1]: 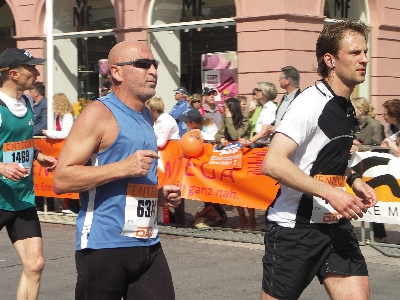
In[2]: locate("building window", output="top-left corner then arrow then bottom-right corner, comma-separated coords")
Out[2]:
0,3 -> 16,52
150,0 -> 236,97
53,0 -> 116,100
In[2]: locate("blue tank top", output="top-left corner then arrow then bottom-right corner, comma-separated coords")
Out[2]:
76,92 -> 160,250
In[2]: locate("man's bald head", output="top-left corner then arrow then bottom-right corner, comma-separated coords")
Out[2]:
108,41 -> 149,67
108,41 -> 158,108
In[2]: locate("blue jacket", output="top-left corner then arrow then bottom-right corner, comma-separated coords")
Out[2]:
169,100 -> 190,137
33,97 -> 47,136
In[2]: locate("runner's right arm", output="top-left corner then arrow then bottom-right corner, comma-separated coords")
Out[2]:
53,101 -> 158,194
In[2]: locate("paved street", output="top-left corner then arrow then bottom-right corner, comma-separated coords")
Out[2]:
1,222 -> 400,300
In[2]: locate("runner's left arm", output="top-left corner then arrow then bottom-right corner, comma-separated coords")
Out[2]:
345,168 -> 377,209
35,151 -> 57,171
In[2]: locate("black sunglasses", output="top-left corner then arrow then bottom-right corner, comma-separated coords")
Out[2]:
192,100 -> 201,103
115,58 -> 159,69
252,88 -> 261,95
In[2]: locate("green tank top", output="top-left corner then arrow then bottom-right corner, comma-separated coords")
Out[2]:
0,96 -> 35,211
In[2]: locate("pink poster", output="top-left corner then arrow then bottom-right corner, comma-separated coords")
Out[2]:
202,52 -> 238,105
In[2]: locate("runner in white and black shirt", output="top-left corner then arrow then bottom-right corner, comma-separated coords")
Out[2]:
260,20 -> 378,300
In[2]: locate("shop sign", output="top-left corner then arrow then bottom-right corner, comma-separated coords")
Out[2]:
182,0 -> 204,19
334,0 -> 351,19
73,0 -> 92,28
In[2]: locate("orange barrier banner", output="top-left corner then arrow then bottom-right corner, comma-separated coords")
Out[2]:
32,138 -> 279,208
158,141 -> 279,210
32,138 -> 400,222
33,138 -> 79,199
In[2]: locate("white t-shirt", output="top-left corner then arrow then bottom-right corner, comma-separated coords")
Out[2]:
154,112 -> 180,148
45,113 -> 74,139
255,101 -> 277,133
204,123 -> 218,140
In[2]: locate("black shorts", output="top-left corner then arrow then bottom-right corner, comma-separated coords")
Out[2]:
262,220 -> 368,300
0,207 -> 42,243
75,242 -> 174,300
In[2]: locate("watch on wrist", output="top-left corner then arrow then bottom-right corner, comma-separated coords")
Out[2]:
346,173 -> 362,187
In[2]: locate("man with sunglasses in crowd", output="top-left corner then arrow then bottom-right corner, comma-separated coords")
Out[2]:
53,41 -> 181,300
260,20 -> 377,300
200,87 -> 223,128
169,86 -> 190,137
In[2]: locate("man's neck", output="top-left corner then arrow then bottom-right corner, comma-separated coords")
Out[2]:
0,83 -> 24,100
286,85 -> 298,95
34,96 -> 43,104
325,75 -> 354,100
113,89 -> 146,112
205,102 -> 215,110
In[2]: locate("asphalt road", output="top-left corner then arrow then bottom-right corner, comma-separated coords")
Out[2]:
1,223 -> 400,300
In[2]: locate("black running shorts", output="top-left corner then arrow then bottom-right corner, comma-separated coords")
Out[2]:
262,219 -> 368,300
0,207 -> 42,243
75,242 -> 175,300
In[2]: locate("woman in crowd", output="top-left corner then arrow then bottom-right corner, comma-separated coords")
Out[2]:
147,97 -> 180,148
42,93 -> 75,212
189,93 -> 202,110
350,98 -> 386,243
236,95 -> 248,117
350,97 -> 385,153
215,98 -> 255,229
381,99 -> 400,156
42,93 -> 74,139
215,97 -> 249,146
241,82 -> 278,146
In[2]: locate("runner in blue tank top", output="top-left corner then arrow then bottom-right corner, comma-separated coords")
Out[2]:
54,41 -> 181,300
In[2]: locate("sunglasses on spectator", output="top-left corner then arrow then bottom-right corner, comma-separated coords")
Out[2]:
115,58 -> 159,69
192,100 -> 201,103
205,91 -> 218,96
252,88 -> 261,95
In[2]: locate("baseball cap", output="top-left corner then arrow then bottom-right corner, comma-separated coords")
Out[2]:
202,87 -> 217,95
0,48 -> 46,71
178,109 -> 202,123
173,87 -> 188,95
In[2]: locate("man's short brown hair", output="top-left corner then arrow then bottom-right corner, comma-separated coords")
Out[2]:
316,20 -> 367,78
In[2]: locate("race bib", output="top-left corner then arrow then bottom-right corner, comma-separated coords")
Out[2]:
310,175 -> 346,224
2,139 -> 34,175
121,184 -> 158,239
